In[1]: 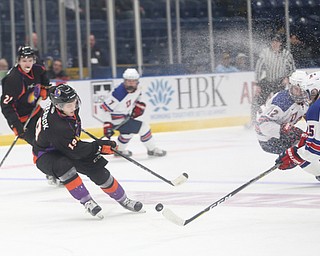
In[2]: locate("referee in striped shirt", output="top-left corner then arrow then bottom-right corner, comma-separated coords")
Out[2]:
249,34 -> 296,126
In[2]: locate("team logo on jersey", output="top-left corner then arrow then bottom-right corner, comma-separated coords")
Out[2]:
91,80 -> 113,122
146,79 -> 174,112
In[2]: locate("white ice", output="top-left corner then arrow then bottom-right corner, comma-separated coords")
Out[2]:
0,126 -> 319,256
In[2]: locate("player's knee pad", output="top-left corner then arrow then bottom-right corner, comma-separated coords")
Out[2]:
58,166 -> 77,183
99,174 -> 114,188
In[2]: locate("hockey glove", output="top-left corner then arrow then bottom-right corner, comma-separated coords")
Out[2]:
103,122 -> 114,138
131,101 -> 146,119
276,146 -> 305,170
97,139 -> 117,155
10,122 -> 26,138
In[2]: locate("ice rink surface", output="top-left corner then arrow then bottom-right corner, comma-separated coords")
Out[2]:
1,126 -> 320,256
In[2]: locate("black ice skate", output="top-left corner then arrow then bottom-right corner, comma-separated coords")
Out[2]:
147,148 -> 167,157
316,176 -> 320,182
119,198 -> 144,213
84,199 -> 104,219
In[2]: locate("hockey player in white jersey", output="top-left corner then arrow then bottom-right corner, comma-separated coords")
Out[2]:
276,71 -> 320,181
255,70 -> 309,154
100,68 -> 166,157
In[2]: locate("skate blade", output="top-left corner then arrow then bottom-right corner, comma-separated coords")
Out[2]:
96,213 -> 104,220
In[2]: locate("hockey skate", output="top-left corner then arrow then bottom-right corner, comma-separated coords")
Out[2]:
84,199 -> 104,219
46,175 -> 62,186
147,148 -> 167,157
114,150 -> 132,158
119,197 -> 144,213
316,176 -> 320,182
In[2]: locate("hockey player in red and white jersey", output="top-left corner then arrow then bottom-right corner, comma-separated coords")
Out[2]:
276,71 -> 320,181
255,70 -> 309,154
100,68 -> 166,157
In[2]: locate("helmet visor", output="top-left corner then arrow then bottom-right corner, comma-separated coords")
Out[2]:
289,84 -> 309,103
55,96 -> 80,111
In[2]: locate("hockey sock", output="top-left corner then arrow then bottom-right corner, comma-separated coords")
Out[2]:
60,168 -> 92,204
100,175 -> 126,202
117,134 -> 133,151
138,122 -> 156,150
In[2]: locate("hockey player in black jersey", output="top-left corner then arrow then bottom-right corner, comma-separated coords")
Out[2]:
0,46 -> 57,184
1,45 -> 49,145
33,84 -> 144,218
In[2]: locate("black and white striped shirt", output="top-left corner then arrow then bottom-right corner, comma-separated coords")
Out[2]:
255,47 -> 296,83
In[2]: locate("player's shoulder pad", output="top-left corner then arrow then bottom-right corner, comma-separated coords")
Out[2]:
112,83 -> 128,101
271,90 -> 294,112
2,67 -> 22,85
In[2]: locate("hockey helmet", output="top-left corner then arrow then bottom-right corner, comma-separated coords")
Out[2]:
123,68 -> 140,80
302,71 -> 320,103
17,45 -> 35,60
288,70 -> 309,104
289,70 -> 308,86
123,68 -> 140,93
49,84 -> 80,110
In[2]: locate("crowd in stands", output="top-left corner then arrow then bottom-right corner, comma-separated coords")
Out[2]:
0,0 -> 319,78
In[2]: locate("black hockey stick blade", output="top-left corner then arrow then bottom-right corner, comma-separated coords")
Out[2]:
159,164 -> 279,226
81,128 -> 189,186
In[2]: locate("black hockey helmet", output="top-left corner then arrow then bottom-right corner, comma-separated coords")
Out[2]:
49,84 -> 80,109
17,45 -> 35,60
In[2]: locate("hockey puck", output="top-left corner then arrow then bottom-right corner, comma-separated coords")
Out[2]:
155,203 -> 163,212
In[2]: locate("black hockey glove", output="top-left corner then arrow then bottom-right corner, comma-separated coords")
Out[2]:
10,122 -> 26,138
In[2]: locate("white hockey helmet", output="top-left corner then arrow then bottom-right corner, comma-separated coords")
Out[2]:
303,71 -> 320,103
289,70 -> 308,86
123,68 -> 140,80
288,71 -> 309,103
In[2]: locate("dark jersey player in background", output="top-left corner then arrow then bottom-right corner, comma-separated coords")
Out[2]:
0,46 -> 56,184
33,84 -> 144,218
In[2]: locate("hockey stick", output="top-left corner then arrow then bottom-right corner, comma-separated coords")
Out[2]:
159,164 -> 279,226
0,97 -> 43,168
81,128 -> 188,186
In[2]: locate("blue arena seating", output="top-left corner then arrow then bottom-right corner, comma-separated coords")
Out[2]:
0,0 -> 319,76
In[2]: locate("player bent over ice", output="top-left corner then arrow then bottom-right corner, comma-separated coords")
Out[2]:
276,71 -> 320,182
100,68 -> 166,157
255,70 -> 309,154
32,84 -> 144,218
